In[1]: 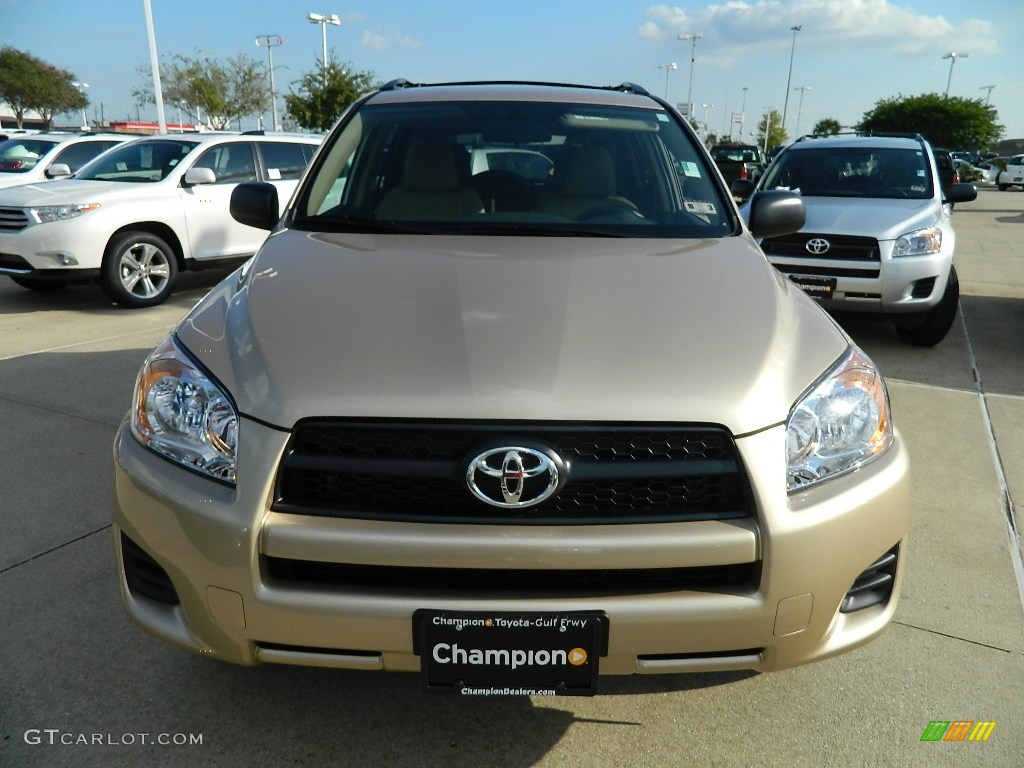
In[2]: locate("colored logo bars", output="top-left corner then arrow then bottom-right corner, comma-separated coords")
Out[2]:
920,721 -> 996,742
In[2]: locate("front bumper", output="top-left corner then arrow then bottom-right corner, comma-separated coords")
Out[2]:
112,417 -> 911,676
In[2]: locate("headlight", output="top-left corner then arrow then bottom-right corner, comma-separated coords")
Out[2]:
893,226 -> 941,256
786,346 -> 893,491
29,203 -> 101,224
131,336 -> 238,484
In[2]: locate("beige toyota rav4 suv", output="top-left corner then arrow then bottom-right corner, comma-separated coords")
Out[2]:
113,80 -> 910,696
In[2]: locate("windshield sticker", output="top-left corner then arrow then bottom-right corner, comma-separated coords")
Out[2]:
680,161 -> 701,177
684,201 -> 717,215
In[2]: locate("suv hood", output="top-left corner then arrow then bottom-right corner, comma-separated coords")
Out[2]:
799,197 -> 940,240
177,232 -> 850,434
0,178 -> 155,205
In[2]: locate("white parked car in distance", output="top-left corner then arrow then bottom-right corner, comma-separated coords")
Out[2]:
996,154 -> 1024,191
0,132 -> 321,306
0,132 -> 129,189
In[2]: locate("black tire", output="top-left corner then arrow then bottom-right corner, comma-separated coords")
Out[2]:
100,231 -> 178,308
895,266 -> 959,347
10,275 -> 70,292
997,184 -> 1008,191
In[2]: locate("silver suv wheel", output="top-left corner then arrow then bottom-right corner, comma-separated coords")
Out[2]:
101,231 -> 178,308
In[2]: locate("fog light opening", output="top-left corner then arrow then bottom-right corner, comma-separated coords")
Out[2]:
840,545 -> 898,614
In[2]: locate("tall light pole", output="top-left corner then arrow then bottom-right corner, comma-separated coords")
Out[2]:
762,107 -> 774,154
942,52 -> 967,97
255,35 -> 284,131
72,82 -> 90,129
780,25 -> 802,138
701,103 -> 713,141
793,85 -> 811,136
308,12 -> 340,84
678,32 -> 702,120
740,86 -> 748,140
657,62 -> 677,100
979,84 -> 995,105
142,0 -> 167,134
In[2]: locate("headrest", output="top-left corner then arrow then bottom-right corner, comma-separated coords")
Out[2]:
561,146 -> 616,196
403,140 -> 459,191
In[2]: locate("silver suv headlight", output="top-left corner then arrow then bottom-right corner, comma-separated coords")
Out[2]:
786,346 -> 893,491
893,225 -> 941,256
131,335 -> 238,484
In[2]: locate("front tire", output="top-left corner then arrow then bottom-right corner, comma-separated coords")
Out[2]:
100,231 -> 178,308
895,266 -> 959,347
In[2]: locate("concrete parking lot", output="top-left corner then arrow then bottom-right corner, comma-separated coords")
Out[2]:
1,189 -> 1022,767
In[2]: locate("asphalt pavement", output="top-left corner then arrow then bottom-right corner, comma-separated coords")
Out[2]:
1,189 -> 1022,767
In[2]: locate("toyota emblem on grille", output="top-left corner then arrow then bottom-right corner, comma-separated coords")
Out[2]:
806,237 -> 831,255
466,446 -> 561,508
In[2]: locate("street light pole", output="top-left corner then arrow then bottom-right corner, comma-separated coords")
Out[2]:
942,52 -> 968,97
793,85 -> 811,136
657,62 -> 677,100
740,86 -> 748,141
142,0 -> 167,134
979,84 -> 995,105
255,35 -> 284,131
780,25 -> 802,138
72,82 -> 90,130
308,12 -> 341,85
677,33 -> 702,120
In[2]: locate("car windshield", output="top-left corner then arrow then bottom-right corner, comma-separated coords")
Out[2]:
75,139 -> 199,183
760,146 -> 934,200
0,138 -> 58,173
296,98 -> 734,237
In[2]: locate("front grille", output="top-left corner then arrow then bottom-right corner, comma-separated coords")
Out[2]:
265,557 -> 759,595
273,420 -> 753,525
762,233 -> 881,262
0,207 -> 30,232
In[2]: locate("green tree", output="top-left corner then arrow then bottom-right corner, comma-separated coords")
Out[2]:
0,47 -> 86,129
134,53 -> 268,130
858,93 -> 1002,150
284,60 -> 377,132
811,117 -> 842,136
757,109 -> 787,150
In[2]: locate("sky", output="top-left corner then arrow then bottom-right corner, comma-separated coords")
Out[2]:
3,0 -> 1024,144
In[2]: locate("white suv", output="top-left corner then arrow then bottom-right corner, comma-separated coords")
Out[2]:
0,132 -> 321,306
996,154 -> 1024,190
0,132 -> 129,189
739,135 -> 977,346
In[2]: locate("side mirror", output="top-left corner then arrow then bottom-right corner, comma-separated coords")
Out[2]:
230,182 -> 280,231
944,182 -> 977,205
183,166 -> 217,186
45,163 -> 72,179
747,190 -> 805,239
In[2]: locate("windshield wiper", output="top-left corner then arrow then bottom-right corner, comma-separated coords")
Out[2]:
311,214 -> 439,234
431,223 -> 626,238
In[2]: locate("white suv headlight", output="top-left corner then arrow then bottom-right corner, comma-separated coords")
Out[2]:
786,346 -> 893,491
30,203 -> 101,224
131,336 -> 238,484
893,225 -> 941,256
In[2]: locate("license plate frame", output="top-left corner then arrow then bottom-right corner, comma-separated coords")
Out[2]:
788,274 -> 837,301
414,610 -> 607,696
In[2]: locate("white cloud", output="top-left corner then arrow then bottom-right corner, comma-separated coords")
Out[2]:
640,0 -> 999,56
360,27 -> 421,51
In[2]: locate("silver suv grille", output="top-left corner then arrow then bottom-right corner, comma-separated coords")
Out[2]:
762,232 -> 881,278
273,420 -> 754,525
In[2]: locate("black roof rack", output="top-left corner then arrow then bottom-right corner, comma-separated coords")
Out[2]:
377,79 -> 654,97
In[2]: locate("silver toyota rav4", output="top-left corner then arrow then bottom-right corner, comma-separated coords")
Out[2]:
739,134 -> 978,346
113,81 -> 910,696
